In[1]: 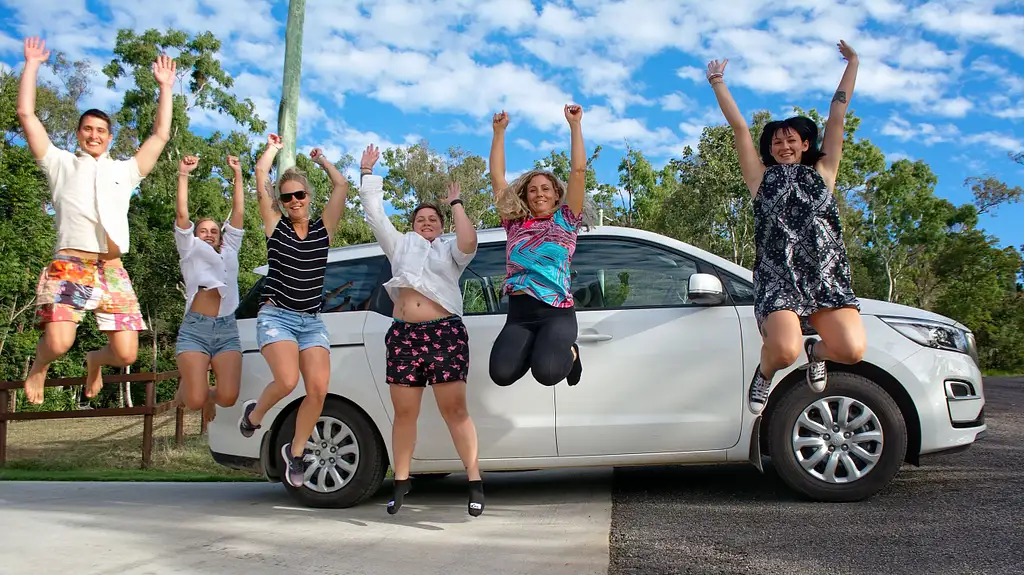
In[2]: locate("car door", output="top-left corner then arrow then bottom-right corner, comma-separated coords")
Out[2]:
362,240 -> 557,461
554,236 -> 745,456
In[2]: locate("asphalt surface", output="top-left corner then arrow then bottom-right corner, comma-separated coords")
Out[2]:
608,376 -> 1024,575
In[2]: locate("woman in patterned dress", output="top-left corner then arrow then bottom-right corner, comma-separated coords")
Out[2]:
357,144 -> 484,517
487,105 -> 587,389
707,40 -> 867,415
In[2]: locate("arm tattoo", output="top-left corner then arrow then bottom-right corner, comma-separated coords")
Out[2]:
832,90 -> 847,104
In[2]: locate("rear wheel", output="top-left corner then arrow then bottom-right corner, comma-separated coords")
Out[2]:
768,372 -> 907,502
273,397 -> 387,508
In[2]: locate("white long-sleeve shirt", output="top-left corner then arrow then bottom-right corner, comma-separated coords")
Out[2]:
359,174 -> 475,316
174,222 -> 245,317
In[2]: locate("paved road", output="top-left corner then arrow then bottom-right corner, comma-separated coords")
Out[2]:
0,468 -> 611,575
609,376 -> 1024,575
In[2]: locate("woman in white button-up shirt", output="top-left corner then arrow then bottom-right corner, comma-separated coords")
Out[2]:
358,144 -> 486,517
173,155 -> 246,423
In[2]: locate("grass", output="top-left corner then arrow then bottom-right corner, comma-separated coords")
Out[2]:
1,408 -> 263,482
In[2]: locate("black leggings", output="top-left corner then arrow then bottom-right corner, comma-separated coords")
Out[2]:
489,294 -> 578,387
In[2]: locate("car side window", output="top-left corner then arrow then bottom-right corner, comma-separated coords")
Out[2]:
719,272 -> 755,305
459,242 -> 509,315
571,239 -> 700,309
321,256 -> 386,313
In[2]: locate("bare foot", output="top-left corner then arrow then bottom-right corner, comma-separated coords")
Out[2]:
84,351 -> 104,399
23,371 -> 46,405
203,391 -> 217,424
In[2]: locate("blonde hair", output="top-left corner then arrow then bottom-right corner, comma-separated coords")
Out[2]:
496,169 -> 566,221
275,167 -> 312,218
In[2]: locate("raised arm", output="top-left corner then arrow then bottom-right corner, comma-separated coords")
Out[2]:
16,37 -> 54,160
816,40 -> 859,190
134,55 -> 176,177
446,181 -> 477,258
311,147 -> 348,243
227,155 -> 245,230
707,59 -> 765,196
357,144 -> 402,259
564,104 -> 586,217
255,134 -> 283,237
489,111 -> 510,200
176,155 -> 199,229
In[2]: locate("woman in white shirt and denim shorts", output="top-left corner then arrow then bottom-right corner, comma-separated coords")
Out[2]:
174,154 -> 245,421
358,145 -> 485,518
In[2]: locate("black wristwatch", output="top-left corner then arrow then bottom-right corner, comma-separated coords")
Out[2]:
449,199 -> 463,207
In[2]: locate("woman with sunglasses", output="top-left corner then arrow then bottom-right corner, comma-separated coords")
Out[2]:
358,144 -> 484,517
238,133 -> 349,490
173,154 -> 245,424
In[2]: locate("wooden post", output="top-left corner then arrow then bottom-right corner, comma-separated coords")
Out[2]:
141,374 -> 155,469
276,0 -> 307,174
175,404 -> 184,445
0,389 -> 8,467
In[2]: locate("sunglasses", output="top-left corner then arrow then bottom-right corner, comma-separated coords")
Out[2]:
279,190 -> 308,203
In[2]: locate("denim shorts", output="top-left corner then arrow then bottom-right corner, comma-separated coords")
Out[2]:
175,311 -> 241,357
256,304 -> 330,352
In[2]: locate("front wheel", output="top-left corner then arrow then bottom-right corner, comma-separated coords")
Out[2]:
273,397 -> 387,508
768,372 -> 907,502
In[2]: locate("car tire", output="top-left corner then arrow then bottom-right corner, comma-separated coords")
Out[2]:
768,371 -> 907,502
274,397 -> 387,508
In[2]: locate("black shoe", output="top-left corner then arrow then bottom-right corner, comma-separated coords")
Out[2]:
238,399 -> 260,438
747,365 -> 771,415
567,343 -> 582,386
280,443 -> 307,488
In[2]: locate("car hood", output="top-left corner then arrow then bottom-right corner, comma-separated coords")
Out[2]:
858,298 -> 962,328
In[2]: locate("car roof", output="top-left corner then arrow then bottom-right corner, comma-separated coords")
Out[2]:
250,225 -> 754,281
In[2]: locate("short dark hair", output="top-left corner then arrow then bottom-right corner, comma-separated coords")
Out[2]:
411,202 -> 444,227
758,116 -> 825,167
78,109 -> 112,131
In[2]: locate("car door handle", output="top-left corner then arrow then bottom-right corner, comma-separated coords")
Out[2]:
578,333 -> 612,342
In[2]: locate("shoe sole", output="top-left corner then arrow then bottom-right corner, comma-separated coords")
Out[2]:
280,444 -> 305,488
238,399 -> 258,438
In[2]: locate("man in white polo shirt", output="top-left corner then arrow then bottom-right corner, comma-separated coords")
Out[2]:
17,37 -> 176,404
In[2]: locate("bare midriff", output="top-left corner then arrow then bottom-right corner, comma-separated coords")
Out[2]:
189,289 -> 222,317
56,231 -> 123,265
393,287 -> 453,323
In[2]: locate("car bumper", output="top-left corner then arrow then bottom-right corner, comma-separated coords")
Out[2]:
890,347 -> 986,456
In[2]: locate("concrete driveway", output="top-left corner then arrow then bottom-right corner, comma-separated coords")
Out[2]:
0,468 -> 612,575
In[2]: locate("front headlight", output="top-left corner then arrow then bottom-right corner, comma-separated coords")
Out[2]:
879,316 -> 973,360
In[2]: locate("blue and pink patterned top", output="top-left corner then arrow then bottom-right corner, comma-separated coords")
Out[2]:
502,203 -> 583,308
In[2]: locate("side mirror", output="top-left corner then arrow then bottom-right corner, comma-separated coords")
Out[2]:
688,273 -> 727,305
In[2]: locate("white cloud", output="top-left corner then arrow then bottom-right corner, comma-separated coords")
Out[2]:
880,116 -> 960,145
926,97 -> 974,118
660,92 -> 692,112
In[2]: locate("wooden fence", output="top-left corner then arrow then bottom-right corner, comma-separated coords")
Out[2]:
0,371 -> 196,469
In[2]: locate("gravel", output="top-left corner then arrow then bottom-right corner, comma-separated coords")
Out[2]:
609,377 -> 1024,575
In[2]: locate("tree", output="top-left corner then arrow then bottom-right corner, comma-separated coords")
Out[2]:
531,148 -> 602,226
965,176 -> 1024,215
381,141 -> 495,230
617,143 -> 660,228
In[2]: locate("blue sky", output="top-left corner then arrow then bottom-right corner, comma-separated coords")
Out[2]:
2,0 -> 1022,250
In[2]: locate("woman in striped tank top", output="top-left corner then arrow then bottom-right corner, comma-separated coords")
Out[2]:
237,133 -> 349,489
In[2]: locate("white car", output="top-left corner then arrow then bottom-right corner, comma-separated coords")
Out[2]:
209,225 -> 987,507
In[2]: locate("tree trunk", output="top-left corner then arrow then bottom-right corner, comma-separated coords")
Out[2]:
276,0 -> 307,175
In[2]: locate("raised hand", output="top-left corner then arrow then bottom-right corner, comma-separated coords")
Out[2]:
227,155 -> 241,173
267,133 -> 283,150
179,155 -> 199,175
152,55 -> 177,89
310,147 -> 328,167
492,110 -> 509,132
564,104 -> 583,124
361,144 -> 379,170
23,37 -> 50,65
706,59 -> 728,80
445,180 -> 461,205
837,40 -> 858,62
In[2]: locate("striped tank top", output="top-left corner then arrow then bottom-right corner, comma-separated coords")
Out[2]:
261,217 -> 330,313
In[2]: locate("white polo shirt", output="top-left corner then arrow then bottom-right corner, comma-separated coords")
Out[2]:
174,222 -> 245,318
38,143 -> 144,254
358,175 -> 476,316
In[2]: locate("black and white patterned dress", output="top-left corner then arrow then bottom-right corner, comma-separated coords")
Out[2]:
753,163 -> 860,334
